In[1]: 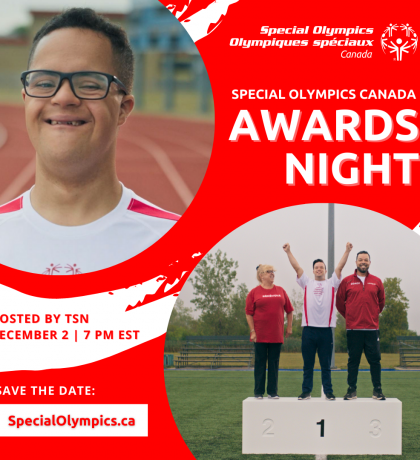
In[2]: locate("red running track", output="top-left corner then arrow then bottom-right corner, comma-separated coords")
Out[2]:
0,105 -> 214,215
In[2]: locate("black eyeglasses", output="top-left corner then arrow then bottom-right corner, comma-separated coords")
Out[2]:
21,70 -> 128,100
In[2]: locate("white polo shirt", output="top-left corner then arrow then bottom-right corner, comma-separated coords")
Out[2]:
0,184 -> 179,274
296,271 -> 341,327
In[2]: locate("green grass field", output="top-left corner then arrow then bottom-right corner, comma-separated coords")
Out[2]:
165,370 -> 420,460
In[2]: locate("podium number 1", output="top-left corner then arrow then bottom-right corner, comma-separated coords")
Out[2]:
317,419 -> 325,437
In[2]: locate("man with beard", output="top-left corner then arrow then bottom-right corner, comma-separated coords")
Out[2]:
336,251 -> 386,400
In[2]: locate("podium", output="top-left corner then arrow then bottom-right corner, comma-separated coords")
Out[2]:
242,397 -> 402,455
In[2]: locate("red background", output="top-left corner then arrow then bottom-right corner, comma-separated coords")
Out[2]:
0,0 -> 419,458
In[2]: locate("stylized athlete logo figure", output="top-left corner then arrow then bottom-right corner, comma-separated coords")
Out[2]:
388,39 -> 413,61
381,23 -> 418,61
43,263 -> 82,274
384,23 -> 398,37
65,264 -> 82,275
43,263 -> 62,275
401,23 -> 415,37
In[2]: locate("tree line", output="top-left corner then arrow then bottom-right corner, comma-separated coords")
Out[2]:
167,250 -> 417,351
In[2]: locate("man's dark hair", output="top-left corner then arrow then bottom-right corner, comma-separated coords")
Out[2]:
28,8 -> 134,93
356,250 -> 371,260
313,259 -> 326,269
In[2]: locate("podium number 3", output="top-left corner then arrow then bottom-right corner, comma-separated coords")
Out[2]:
262,419 -> 274,437
370,419 -> 382,438
317,419 -> 325,437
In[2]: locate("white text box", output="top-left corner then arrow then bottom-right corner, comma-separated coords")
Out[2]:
0,404 -> 147,437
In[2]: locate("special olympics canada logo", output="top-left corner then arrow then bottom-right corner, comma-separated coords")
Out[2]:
381,24 -> 418,61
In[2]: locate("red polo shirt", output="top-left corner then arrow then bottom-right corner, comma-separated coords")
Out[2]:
245,285 -> 294,343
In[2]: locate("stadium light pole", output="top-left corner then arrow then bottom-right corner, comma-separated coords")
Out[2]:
328,203 -> 336,369
316,208 -> 333,460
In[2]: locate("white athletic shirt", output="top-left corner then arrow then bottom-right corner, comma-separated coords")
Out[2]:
0,184 -> 179,274
296,271 -> 341,327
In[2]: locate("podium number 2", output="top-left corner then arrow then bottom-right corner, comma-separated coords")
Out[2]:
262,419 -> 274,437
317,419 -> 325,437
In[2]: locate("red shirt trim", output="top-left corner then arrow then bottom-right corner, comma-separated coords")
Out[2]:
328,287 -> 335,327
127,199 -> 180,221
0,197 -> 23,214
304,286 -> 309,326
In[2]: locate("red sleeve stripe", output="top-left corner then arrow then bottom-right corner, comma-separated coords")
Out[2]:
304,286 -> 309,326
127,198 -> 180,221
0,196 -> 23,214
328,287 -> 335,327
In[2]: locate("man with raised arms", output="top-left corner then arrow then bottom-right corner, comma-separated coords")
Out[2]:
0,8 -> 179,274
283,242 -> 353,401
336,251 -> 386,401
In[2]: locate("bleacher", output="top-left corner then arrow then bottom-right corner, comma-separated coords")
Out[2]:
397,336 -> 420,367
175,336 -> 254,369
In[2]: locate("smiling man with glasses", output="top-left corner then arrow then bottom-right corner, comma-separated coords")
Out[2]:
283,242 -> 353,401
0,9 -> 179,274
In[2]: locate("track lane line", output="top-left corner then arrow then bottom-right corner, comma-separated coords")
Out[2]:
144,129 -> 213,159
0,157 -> 36,205
119,133 -> 194,208
0,123 -> 8,150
